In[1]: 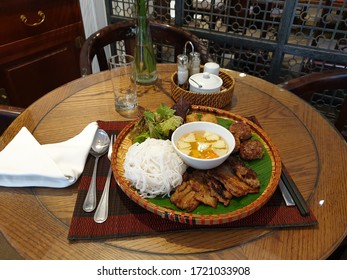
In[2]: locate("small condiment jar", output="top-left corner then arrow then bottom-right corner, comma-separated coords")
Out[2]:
177,54 -> 189,88
189,52 -> 201,76
189,72 -> 223,93
203,62 -> 220,76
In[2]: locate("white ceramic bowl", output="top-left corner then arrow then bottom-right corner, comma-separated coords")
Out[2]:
171,121 -> 235,170
189,72 -> 223,93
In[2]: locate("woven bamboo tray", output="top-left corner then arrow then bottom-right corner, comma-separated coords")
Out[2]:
170,70 -> 235,108
112,105 -> 282,225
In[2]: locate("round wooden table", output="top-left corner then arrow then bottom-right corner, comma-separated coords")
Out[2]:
1,64 -> 346,259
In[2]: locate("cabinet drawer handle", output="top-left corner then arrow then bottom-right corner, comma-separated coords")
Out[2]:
20,10 -> 45,27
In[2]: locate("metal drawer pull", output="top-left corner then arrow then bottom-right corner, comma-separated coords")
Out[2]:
20,10 -> 45,27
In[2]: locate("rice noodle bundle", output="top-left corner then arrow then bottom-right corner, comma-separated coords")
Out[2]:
124,138 -> 187,198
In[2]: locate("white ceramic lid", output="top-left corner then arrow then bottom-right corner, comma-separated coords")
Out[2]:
189,72 -> 223,91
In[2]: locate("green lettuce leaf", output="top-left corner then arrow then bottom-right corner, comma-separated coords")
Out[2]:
156,103 -> 175,120
129,103 -> 183,143
159,115 -> 183,137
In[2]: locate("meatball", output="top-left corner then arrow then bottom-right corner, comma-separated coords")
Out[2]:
229,121 -> 252,141
239,139 -> 264,160
232,135 -> 241,154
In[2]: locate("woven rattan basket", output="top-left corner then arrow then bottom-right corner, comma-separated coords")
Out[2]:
170,70 -> 235,108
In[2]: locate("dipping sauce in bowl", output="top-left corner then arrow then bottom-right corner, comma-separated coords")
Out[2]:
176,131 -> 228,159
171,121 -> 235,170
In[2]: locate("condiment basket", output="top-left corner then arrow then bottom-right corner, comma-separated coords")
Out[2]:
170,69 -> 235,108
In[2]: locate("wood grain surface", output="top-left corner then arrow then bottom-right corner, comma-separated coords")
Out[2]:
0,64 -> 346,260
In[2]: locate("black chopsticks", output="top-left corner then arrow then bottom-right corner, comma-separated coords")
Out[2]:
280,164 -> 310,216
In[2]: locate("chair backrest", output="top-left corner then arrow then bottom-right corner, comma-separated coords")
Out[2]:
0,105 -> 24,136
280,68 -> 347,139
80,19 -> 209,75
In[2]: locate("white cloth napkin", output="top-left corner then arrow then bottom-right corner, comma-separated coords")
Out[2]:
0,122 -> 98,188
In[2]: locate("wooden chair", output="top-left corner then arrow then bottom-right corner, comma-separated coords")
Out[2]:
281,68 -> 347,140
0,105 -> 24,136
80,19 -> 209,75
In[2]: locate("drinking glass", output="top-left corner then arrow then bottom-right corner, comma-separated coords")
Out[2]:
109,54 -> 138,117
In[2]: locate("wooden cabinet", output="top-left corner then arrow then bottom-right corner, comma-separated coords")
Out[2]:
0,0 -> 85,107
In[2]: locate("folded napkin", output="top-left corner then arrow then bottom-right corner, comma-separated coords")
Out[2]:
0,122 -> 98,188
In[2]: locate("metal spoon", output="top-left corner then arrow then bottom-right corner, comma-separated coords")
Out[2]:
189,78 -> 203,88
94,134 -> 115,223
83,129 -> 110,212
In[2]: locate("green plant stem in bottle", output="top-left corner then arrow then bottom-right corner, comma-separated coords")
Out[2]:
135,16 -> 158,84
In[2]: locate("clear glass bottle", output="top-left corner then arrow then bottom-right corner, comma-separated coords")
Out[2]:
189,51 -> 201,76
134,16 -> 158,84
177,54 -> 189,88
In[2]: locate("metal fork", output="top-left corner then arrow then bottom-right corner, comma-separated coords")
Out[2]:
94,134 -> 115,223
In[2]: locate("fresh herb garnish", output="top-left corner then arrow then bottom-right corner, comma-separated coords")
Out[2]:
129,103 -> 183,143
171,96 -> 191,121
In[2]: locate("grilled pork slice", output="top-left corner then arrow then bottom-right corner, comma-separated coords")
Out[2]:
171,156 -> 260,211
208,162 -> 255,197
206,176 -> 233,206
189,171 -> 218,208
170,181 -> 200,212
228,156 -> 260,190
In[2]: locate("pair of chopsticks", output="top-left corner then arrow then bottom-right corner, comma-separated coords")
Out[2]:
280,164 -> 310,216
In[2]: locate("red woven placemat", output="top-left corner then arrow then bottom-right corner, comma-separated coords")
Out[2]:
68,121 -> 317,240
